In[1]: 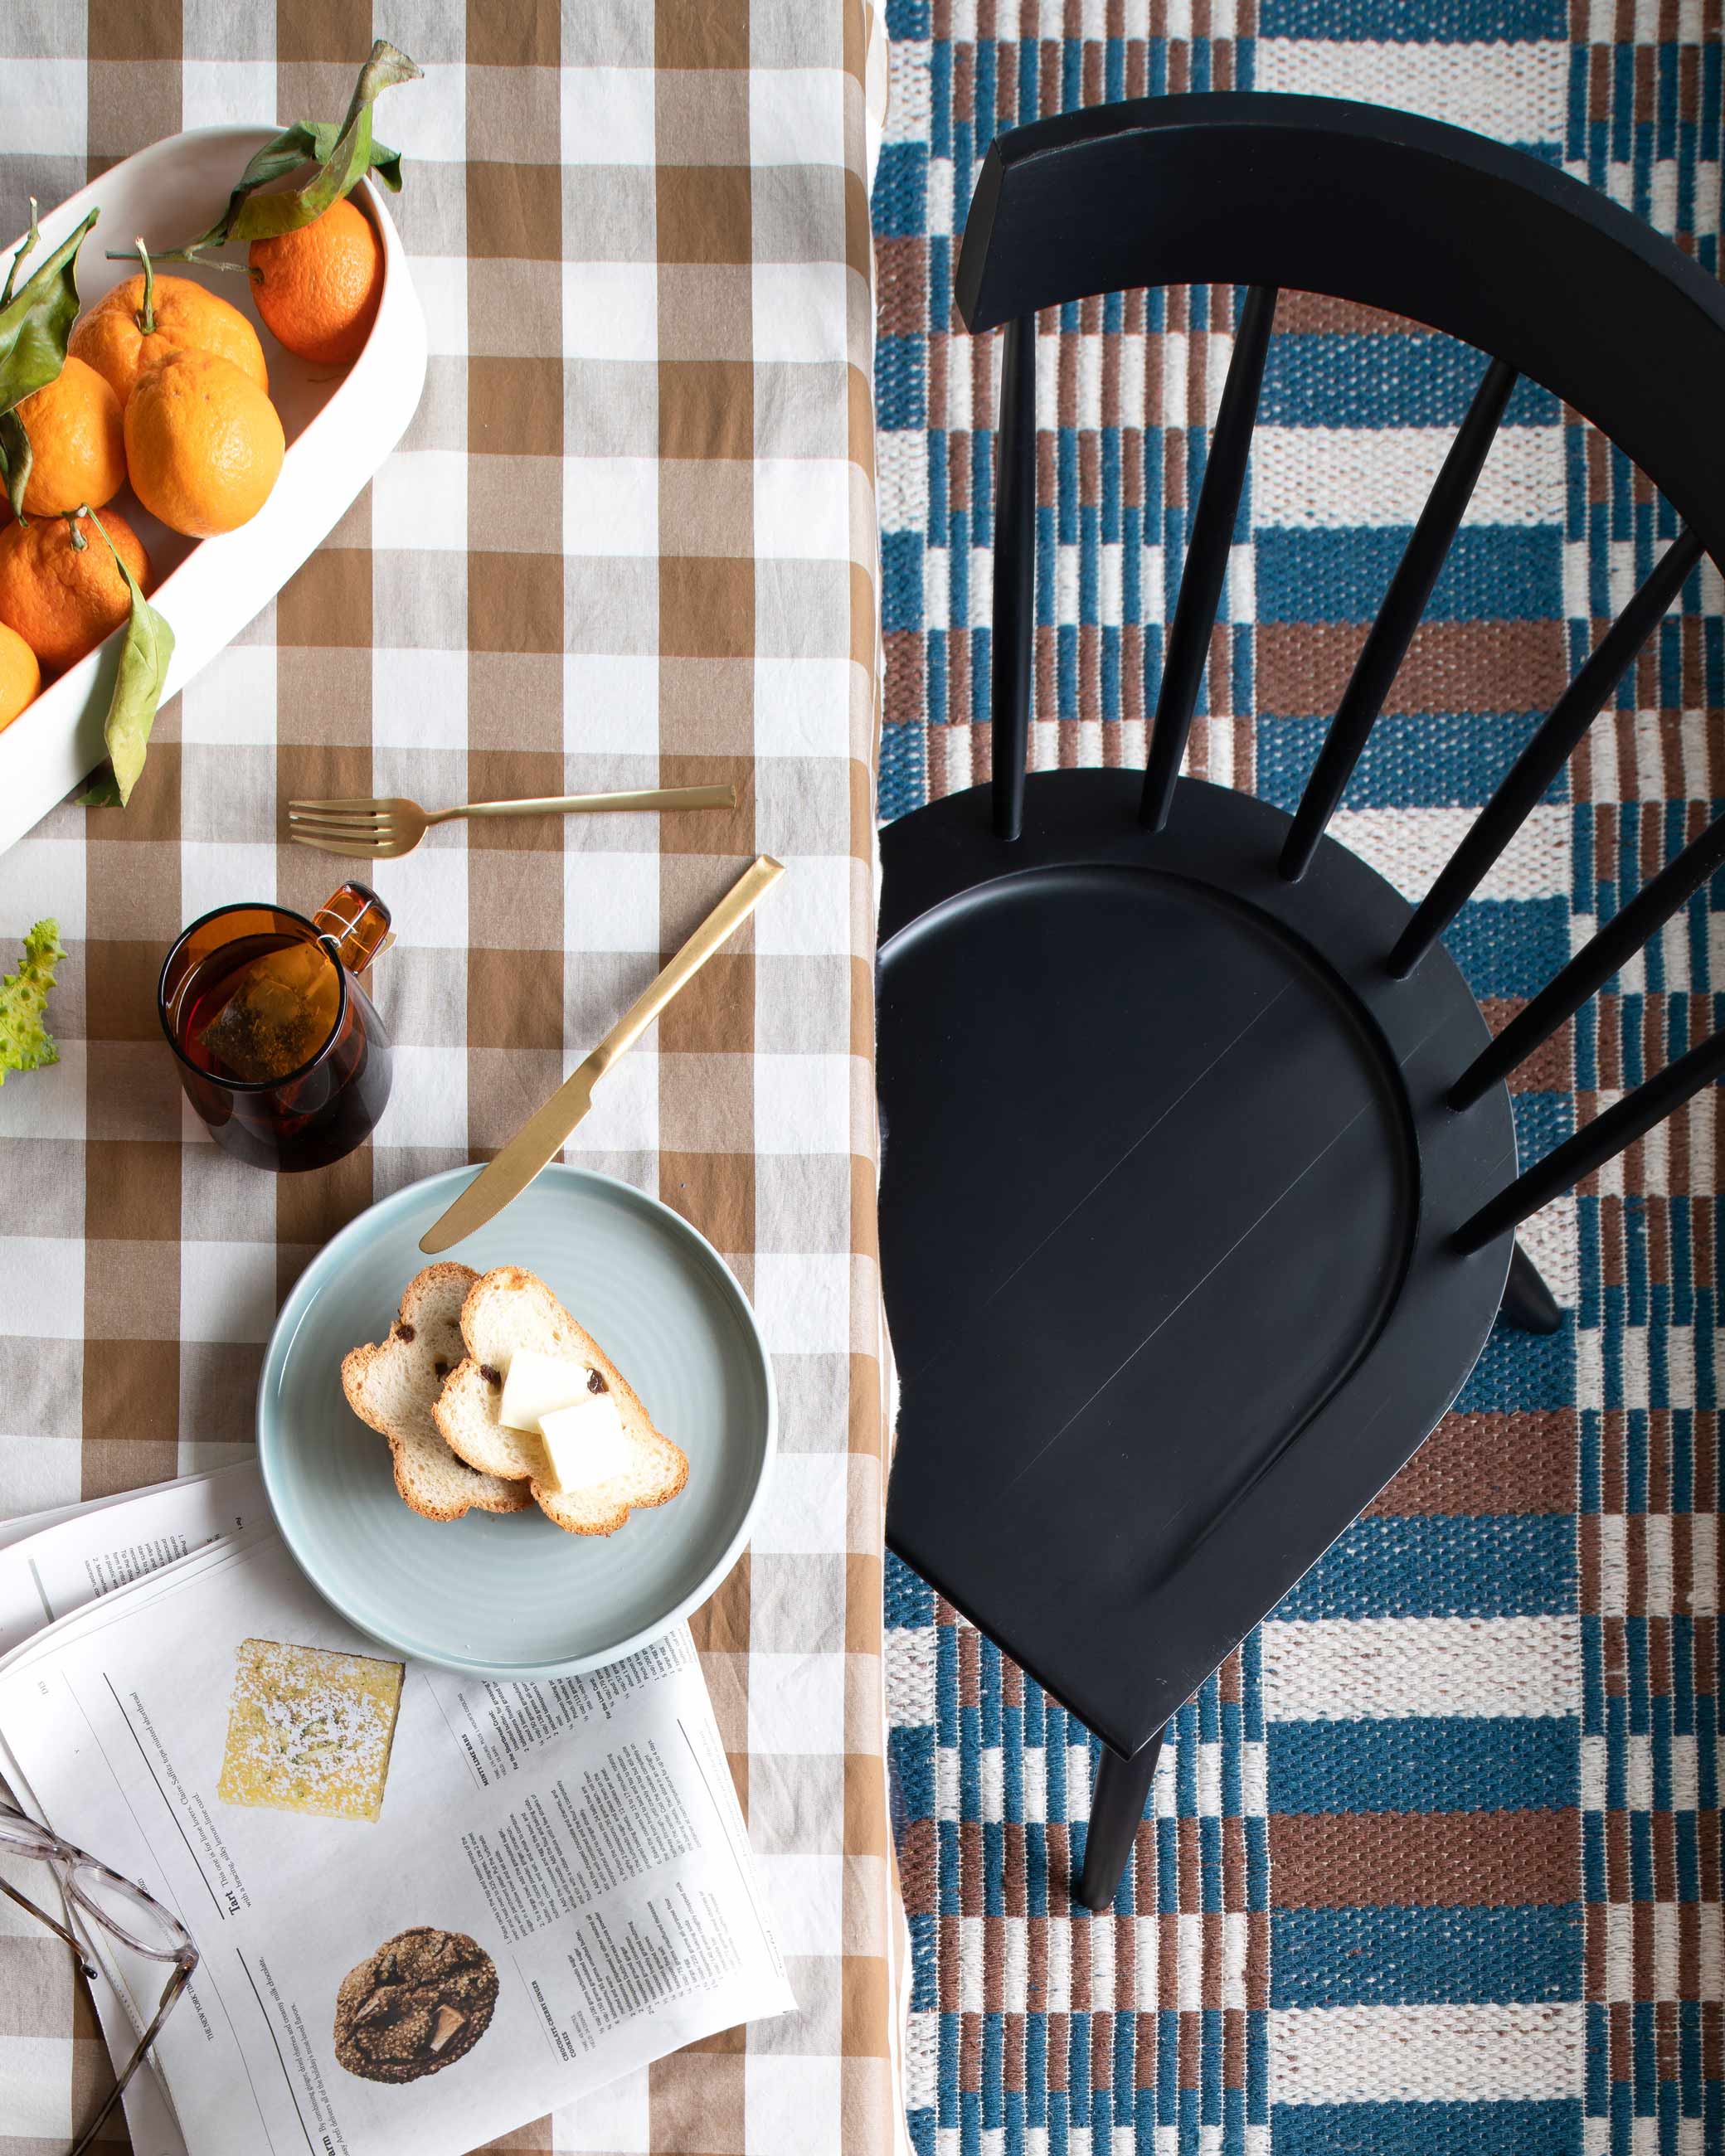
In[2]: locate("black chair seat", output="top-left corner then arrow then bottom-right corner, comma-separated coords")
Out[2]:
879,770 -> 1515,1755
882,90 -> 1725,1909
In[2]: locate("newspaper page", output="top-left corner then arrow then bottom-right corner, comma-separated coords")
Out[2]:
0,1465 -> 266,2156
0,1461 -> 265,1655
0,1522 -> 792,2156
0,1463 -> 258,1555
0,1468 -> 268,2152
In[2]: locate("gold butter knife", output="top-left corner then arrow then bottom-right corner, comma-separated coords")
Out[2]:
420,854 -> 786,1253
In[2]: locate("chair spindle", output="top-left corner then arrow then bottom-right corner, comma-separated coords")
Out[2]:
1454,1022 -> 1725,1254
1280,356 -> 1518,882
1389,527 -> 1704,977
992,315 -> 1038,841
1450,803 -> 1725,1109
1140,284 -> 1278,833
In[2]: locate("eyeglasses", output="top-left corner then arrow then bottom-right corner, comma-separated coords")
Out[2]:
0,1801 -> 198,2155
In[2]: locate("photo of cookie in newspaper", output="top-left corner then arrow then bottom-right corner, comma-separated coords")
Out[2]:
334,1925 -> 499,2082
216,1636 -> 406,1823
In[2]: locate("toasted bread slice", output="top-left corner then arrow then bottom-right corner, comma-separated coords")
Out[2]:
341,1265 -> 532,1522
434,1266 -> 688,1536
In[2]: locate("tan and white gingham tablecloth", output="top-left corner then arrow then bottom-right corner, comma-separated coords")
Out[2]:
0,5 -> 900,2151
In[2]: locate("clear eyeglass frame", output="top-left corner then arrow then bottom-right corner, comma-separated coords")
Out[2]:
0,1801 -> 198,2155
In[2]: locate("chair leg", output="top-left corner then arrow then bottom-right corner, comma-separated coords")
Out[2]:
1075,1730 -> 1163,1912
1500,1240 -> 1562,1335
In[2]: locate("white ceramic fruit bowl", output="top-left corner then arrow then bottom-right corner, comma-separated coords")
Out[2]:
0,128 -> 428,852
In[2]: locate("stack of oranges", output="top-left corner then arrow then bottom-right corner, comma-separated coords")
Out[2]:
0,197 -> 384,733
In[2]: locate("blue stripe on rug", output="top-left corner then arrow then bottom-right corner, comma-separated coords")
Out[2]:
1455,1321 -> 1575,1411
1259,338 -> 1562,427
1271,1515 -> 1577,1619
1271,2099 -> 1583,2154
1256,716 -> 1553,802
1256,529 -> 1562,623
1442,898 -> 1572,998
1270,1906 -> 1585,2005
1267,1718 -> 1582,1812
1260,0 -> 1568,33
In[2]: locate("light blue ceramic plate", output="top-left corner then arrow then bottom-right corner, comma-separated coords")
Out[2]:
257,1164 -> 775,1677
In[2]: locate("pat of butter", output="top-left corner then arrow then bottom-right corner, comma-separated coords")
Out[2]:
538,1391 -> 634,1494
498,1349 -> 593,1435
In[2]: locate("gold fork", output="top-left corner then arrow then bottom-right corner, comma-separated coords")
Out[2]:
287,783 -> 736,860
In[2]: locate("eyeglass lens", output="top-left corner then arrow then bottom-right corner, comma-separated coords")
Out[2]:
67,1858 -> 190,1959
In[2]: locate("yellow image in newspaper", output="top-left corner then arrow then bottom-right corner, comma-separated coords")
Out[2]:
216,1637 -> 405,1823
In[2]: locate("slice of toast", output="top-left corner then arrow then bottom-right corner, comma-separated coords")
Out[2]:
341,1265 -> 532,1522
434,1266 -> 688,1536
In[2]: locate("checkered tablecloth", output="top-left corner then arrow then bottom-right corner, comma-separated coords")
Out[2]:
0,5 -> 901,2153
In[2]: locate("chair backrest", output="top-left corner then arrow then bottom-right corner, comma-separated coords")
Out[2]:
958,91 -> 1725,548
955,90 -> 1725,1252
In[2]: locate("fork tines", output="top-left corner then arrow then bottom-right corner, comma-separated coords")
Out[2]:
287,798 -> 402,857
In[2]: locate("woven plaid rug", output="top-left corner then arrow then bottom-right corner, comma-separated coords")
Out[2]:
873,7 -> 1723,2154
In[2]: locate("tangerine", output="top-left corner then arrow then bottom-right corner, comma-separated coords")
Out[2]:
9,356 -> 126,517
248,198 -> 382,367
124,349 -> 284,537
0,506 -> 151,675
0,621 -> 40,728
70,272 -> 269,409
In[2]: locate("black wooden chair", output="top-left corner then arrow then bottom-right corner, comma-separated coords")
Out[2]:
877,93 -> 1725,1912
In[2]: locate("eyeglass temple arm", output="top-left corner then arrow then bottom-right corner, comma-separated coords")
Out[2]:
68,1955 -> 194,2156
0,1872 -> 92,1966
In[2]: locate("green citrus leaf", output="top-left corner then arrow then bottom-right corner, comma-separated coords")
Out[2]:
232,121 -> 325,197
368,138 -> 406,193
300,122 -> 403,191
131,124 -> 326,264
1,197 -> 41,309
81,509 -> 175,810
0,410 -> 32,523
128,42 -> 419,265
0,206 -> 97,420
226,108 -> 377,243
76,769 -> 124,808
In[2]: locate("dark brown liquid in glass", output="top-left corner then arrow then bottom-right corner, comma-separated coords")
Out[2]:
164,929 -> 392,1172
177,933 -> 338,1081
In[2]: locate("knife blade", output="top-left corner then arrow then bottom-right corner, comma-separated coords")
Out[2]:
420,854 -> 786,1254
